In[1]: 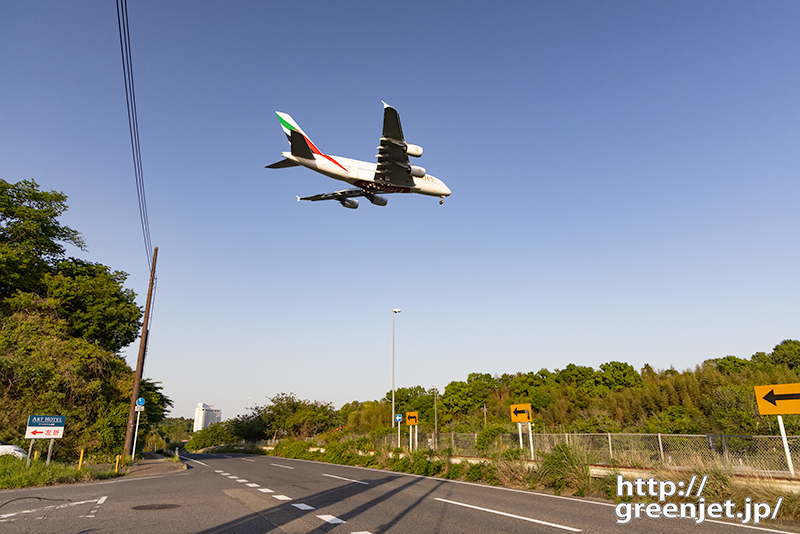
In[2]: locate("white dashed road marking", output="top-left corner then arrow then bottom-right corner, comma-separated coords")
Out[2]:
271,463 -> 294,469
292,503 -> 315,511
322,473 -> 369,485
258,488 -> 274,493
317,514 -> 345,524
273,495 -> 291,501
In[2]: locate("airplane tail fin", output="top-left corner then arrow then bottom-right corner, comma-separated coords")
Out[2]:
275,111 -> 322,157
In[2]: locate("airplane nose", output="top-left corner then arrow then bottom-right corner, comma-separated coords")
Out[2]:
440,183 -> 451,196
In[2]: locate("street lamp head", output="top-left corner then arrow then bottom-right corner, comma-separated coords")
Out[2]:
392,309 -> 401,313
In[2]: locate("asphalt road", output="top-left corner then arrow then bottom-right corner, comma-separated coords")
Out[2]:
1,453 -> 797,533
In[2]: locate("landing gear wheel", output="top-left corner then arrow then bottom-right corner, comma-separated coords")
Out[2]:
439,196 -> 445,205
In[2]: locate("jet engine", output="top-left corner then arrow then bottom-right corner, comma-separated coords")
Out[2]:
404,143 -> 423,157
368,194 -> 388,206
409,165 -> 427,178
340,198 -> 359,209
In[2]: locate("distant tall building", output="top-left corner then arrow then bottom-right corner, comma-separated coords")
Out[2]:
193,403 -> 222,432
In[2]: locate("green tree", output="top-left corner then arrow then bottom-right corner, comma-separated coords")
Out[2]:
185,422 -> 236,451
599,361 -> 643,392
346,400 -> 391,433
258,393 -> 337,439
0,179 -> 168,460
42,259 -> 141,352
758,340 -> 800,370
0,179 -> 85,298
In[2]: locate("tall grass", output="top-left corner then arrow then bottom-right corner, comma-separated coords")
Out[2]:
0,456 -> 118,489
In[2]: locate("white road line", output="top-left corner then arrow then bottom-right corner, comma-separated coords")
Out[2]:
241,458 -> 256,462
85,495 -> 108,518
435,498 -> 581,532
245,483 -> 260,487
235,479 -> 248,483
273,495 -> 292,501
317,514 -> 345,524
258,488 -> 274,493
180,456 -> 209,467
271,463 -> 294,469
227,475 -> 239,479
351,532 -> 373,534
220,472 -> 230,475
322,473 -> 368,485
214,469 -> 223,472
1,498 -> 105,520
292,503 -> 315,511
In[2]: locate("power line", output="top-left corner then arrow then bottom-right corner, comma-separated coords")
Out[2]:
116,0 -> 152,268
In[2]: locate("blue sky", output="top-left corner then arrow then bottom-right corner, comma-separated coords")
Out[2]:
2,2 -> 799,419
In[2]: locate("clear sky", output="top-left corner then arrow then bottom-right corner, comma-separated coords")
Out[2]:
2,2 -> 799,419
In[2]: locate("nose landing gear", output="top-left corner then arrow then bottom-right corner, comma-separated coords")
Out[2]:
439,196 -> 445,205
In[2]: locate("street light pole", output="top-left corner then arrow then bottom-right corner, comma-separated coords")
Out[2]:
433,384 -> 438,450
392,309 -> 401,428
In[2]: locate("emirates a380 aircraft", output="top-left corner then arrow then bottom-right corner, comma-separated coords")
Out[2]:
266,102 -> 451,209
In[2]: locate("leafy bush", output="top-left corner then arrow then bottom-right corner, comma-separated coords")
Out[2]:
443,461 -> 464,480
185,422 -> 236,451
476,424 -> 508,452
271,439 -> 321,460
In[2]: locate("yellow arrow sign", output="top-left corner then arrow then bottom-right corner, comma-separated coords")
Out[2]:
510,403 -> 532,423
754,383 -> 800,415
405,412 -> 418,425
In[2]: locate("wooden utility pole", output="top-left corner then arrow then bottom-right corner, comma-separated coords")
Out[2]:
123,247 -> 158,459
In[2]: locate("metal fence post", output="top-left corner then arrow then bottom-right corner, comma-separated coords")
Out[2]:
608,432 -> 613,460
722,434 -> 730,466
658,433 -> 664,463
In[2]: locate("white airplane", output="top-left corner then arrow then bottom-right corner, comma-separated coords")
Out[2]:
266,102 -> 451,209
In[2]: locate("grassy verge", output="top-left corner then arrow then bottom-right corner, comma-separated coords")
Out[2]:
0,456 -> 120,489
264,437 -> 800,525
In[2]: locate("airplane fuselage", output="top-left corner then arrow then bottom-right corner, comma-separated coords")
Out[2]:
279,151 -> 451,198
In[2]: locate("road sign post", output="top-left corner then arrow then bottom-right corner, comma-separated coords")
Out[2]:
25,415 -> 65,467
406,412 -> 418,452
510,404 -> 533,459
528,422 -> 534,461
395,414 -> 402,448
132,398 -> 145,457
754,383 -> 798,476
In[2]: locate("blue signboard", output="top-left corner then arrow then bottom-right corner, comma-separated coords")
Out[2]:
28,415 -> 66,427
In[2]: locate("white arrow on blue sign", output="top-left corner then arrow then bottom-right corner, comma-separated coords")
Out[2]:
395,414 -> 402,422
136,397 -> 145,406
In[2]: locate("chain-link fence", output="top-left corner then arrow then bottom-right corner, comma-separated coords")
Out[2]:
368,431 -> 800,475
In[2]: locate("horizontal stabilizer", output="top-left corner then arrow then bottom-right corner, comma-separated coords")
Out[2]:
265,159 -> 300,169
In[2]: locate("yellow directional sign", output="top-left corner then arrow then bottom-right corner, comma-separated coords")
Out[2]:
510,403 -> 532,423
406,412 -> 419,426
755,383 -> 800,415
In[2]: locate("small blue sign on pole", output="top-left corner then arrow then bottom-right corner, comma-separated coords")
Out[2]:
395,414 -> 402,422
136,397 -> 145,406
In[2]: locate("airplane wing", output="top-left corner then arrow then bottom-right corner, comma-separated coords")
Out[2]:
298,188 -> 365,202
375,102 -> 416,187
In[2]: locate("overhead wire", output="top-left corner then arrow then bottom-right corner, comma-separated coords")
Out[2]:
116,0 -> 153,269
